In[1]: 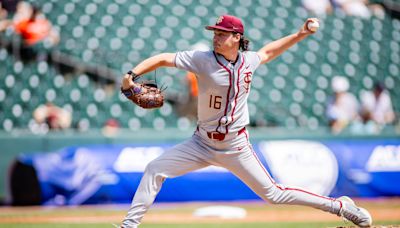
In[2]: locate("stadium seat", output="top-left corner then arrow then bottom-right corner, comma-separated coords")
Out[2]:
1,0 -> 399,130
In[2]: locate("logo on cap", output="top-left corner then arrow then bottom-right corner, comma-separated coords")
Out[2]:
205,14 -> 244,34
216,16 -> 224,25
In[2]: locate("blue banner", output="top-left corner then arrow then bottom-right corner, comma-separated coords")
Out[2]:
15,139 -> 400,205
256,139 -> 400,198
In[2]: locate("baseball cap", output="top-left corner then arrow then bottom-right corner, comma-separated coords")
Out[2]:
205,15 -> 244,34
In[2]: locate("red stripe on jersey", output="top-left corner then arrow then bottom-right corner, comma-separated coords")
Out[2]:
229,55 -> 244,128
213,51 -> 233,134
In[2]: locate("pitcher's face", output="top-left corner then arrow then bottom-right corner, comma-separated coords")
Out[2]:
213,30 -> 240,53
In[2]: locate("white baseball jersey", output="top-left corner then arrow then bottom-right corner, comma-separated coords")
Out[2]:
175,50 -> 261,134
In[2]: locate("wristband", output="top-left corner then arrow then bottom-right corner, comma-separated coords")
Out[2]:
126,70 -> 139,80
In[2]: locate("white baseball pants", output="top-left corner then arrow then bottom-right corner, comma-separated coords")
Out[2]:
121,130 -> 341,227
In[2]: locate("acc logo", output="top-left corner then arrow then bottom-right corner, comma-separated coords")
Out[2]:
259,140 -> 338,196
243,71 -> 252,93
216,16 -> 224,24
366,145 -> 400,172
114,147 -> 164,172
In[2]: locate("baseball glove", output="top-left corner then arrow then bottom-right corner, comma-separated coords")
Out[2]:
121,79 -> 164,109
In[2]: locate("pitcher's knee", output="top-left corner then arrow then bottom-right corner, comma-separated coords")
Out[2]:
267,196 -> 284,205
144,160 -> 161,174
262,193 -> 281,204
261,185 -> 286,204
144,160 -> 167,180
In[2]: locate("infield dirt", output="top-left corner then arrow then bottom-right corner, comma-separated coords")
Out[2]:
0,198 -> 399,226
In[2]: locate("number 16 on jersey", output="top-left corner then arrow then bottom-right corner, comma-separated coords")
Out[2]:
209,95 -> 222,110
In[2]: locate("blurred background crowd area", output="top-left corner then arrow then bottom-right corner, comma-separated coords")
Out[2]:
0,0 -> 399,136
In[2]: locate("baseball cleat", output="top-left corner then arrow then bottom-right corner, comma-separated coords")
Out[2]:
337,196 -> 372,227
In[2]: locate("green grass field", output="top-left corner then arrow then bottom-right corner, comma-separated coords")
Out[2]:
1,221 -> 400,228
1,199 -> 399,228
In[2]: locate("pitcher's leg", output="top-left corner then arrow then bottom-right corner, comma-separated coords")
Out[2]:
122,138 -> 209,227
218,146 -> 342,215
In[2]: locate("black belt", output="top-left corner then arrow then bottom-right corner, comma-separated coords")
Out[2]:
206,127 -> 246,141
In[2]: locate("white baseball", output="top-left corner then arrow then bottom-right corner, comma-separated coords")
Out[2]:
307,21 -> 319,32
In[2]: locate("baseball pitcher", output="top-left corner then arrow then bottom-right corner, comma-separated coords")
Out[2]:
120,15 -> 372,227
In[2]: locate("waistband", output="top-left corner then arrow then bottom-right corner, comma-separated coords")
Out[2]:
197,126 -> 246,141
